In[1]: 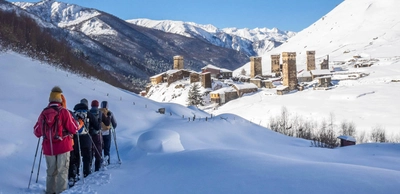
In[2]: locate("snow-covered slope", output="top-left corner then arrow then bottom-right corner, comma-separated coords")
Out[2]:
236,0 -> 400,74
1,51 -> 400,194
128,18 -> 296,56
227,0 -> 400,133
146,0 -> 400,135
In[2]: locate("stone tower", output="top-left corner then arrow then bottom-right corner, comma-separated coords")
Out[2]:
320,55 -> 329,70
173,55 -> 184,70
282,52 -> 297,90
201,72 -> 211,88
306,51 -> 316,71
250,56 -> 262,78
271,54 -> 280,75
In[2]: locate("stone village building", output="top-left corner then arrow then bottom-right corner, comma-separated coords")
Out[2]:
150,56 -> 200,86
201,64 -> 233,79
210,83 -> 258,105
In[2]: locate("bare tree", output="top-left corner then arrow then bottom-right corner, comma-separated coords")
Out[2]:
370,125 -> 386,143
340,120 -> 357,137
356,130 -> 367,144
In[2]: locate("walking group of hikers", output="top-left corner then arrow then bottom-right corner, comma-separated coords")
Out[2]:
31,86 -> 118,194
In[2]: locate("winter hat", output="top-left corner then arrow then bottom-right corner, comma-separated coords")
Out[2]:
49,86 -> 63,103
80,98 -> 89,107
101,101 -> 108,109
91,100 -> 99,107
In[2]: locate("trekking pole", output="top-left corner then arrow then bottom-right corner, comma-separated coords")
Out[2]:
35,148 -> 43,183
88,134 -> 104,169
111,127 -> 121,164
28,138 -> 41,189
76,134 -> 84,184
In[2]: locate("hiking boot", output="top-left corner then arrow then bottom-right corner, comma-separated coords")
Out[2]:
68,178 -> 75,188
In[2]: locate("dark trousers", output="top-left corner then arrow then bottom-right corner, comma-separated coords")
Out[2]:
102,134 -> 111,164
91,133 -> 103,171
68,144 -> 78,180
68,134 -> 92,179
81,146 -> 92,177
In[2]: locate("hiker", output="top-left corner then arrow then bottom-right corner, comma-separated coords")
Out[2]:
100,101 -> 117,165
89,100 -> 109,171
70,98 -> 99,179
33,86 -> 78,194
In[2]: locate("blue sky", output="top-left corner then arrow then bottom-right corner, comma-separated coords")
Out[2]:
11,0 -> 343,32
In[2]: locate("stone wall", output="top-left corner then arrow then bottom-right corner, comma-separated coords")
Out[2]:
250,79 -> 263,88
282,52 -> 298,90
173,55 -> 184,70
320,55 -> 329,70
271,54 -> 280,75
201,72 -> 212,88
190,73 -> 200,83
250,56 -> 262,78
306,51 -> 316,71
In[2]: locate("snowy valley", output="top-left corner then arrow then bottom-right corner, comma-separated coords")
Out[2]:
0,0 -> 400,193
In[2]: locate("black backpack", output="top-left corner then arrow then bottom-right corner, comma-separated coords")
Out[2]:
89,108 -> 101,135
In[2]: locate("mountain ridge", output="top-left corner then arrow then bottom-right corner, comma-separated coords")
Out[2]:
10,0 -> 254,92
127,18 -> 296,56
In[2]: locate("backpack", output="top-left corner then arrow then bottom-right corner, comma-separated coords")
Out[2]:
89,108 -> 101,135
99,108 -> 111,131
41,106 -> 66,142
74,109 -> 89,135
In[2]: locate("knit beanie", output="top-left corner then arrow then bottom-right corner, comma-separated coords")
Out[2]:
101,101 -> 108,109
91,100 -> 99,107
49,86 -> 63,103
80,98 -> 89,107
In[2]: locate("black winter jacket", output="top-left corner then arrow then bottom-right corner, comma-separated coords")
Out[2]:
73,103 -> 99,148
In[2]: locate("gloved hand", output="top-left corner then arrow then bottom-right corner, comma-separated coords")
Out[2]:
107,111 -> 112,117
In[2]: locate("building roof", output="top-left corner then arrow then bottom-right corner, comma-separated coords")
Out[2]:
210,87 -> 236,94
276,85 -> 289,90
311,69 -> 332,76
201,64 -> 220,70
316,75 -> 332,79
220,68 -> 232,73
166,69 -> 180,75
201,64 -> 232,72
337,135 -> 356,142
150,72 -> 166,79
233,83 -> 258,90
298,70 -> 312,77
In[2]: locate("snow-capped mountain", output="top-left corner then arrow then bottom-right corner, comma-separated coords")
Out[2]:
13,0 -> 103,29
10,0 -> 248,92
127,18 -> 296,56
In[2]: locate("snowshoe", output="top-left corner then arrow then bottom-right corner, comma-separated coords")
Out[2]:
68,178 -> 75,188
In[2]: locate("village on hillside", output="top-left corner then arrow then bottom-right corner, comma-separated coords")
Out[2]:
143,52 -> 377,105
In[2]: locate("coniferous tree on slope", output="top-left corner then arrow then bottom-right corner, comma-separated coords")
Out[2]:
187,83 -> 203,107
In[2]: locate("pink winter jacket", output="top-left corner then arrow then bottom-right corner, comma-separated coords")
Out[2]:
34,102 -> 78,155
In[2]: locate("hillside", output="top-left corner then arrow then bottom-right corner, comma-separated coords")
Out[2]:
1,51 -> 400,194
146,0 -> 400,137
128,18 -> 296,56
223,0 -> 400,135
11,0 -> 250,92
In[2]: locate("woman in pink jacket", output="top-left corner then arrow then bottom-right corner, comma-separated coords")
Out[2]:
34,86 -> 78,194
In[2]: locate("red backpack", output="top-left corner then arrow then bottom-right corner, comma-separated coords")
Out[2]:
41,107 -> 66,142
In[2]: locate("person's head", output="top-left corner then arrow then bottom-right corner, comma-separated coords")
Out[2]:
80,98 -> 88,107
49,86 -> 63,103
91,100 -> 99,107
101,101 -> 108,109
